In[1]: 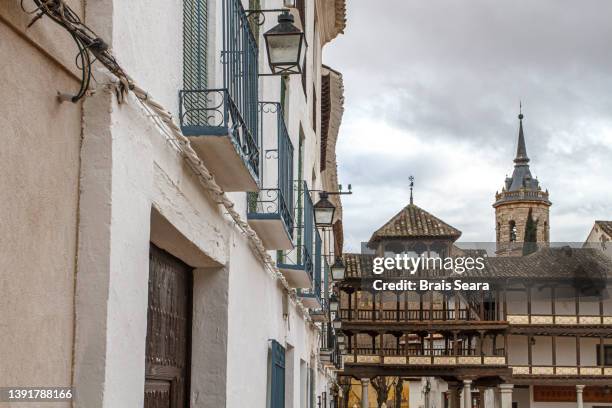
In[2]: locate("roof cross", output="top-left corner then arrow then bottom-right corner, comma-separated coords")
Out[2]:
409,175 -> 415,205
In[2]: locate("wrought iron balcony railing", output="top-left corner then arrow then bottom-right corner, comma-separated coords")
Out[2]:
180,89 -> 260,180
320,322 -> 342,368
298,230 -> 323,306
179,0 -> 260,187
247,102 -> 294,242
277,181 -> 315,285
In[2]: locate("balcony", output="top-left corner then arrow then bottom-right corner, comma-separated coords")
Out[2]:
277,181 -> 315,288
341,345 -> 511,378
299,231 -> 323,308
342,352 -> 507,367
179,0 -> 260,191
320,323 -> 342,369
247,103 -> 294,249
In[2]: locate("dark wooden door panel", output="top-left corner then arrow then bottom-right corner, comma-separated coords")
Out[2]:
144,380 -> 171,408
145,244 -> 193,408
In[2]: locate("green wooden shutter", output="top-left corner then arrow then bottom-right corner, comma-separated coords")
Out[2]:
183,0 -> 208,123
270,340 -> 286,408
183,0 -> 208,90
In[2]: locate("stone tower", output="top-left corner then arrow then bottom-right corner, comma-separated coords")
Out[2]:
493,111 -> 551,256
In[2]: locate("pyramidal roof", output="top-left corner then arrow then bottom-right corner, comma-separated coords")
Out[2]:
368,203 -> 462,244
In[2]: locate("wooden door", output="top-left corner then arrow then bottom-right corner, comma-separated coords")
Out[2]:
144,244 -> 193,408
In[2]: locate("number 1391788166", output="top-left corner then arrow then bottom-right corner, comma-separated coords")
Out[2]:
0,387 -> 73,402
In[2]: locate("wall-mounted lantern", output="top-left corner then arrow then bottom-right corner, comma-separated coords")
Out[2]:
331,257 -> 345,281
314,192 -> 336,227
263,11 -> 305,75
329,294 -> 339,312
332,315 -> 342,330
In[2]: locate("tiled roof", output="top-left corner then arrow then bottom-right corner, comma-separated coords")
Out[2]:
485,248 -> 612,279
595,221 -> 612,237
368,204 -> 462,244
343,247 -> 612,281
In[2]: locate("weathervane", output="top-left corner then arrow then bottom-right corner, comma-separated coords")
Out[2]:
409,175 -> 415,204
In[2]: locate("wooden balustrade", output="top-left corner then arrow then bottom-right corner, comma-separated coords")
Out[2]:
507,314 -> 612,325
348,347 -> 502,357
343,353 -> 508,366
339,308 -> 477,322
511,365 -> 612,376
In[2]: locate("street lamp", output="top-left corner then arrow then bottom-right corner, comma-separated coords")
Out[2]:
313,192 -> 336,227
264,11 -> 305,75
331,257 -> 345,281
337,334 -> 345,345
329,294 -> 339,312
332,315 -> 342,330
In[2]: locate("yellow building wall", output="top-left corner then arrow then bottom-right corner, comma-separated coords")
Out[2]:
346,378 -> 410,408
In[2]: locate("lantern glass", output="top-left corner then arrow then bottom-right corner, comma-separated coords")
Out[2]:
329,295 -> 339,312
331,257 -> 345,281
266,33 -> 303,66
332,318 -> 341,329
314,193 -> 335,227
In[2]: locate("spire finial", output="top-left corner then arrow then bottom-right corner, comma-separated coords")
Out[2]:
409,175 -> 415,204
515,104 -> 529,164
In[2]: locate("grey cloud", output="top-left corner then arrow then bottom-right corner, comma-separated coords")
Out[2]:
326,0 -> 612,251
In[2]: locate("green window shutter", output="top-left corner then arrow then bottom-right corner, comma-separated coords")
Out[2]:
270,340 -> 286,408
183,0 -> 208,90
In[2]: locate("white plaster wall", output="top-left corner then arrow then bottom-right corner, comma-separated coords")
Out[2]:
556,336 -> 577,366
507,289 -> 528,314
531,336 -> 552,365
508,335 -> 529,366
0,11 -> 82,404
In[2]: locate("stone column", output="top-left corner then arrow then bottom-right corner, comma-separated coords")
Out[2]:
498,384 -> 513,408
463,380 -> 473,408
493,386 -> 501,408
477,387 -> 486,408
361,378 -> 370,408
576,385 -> 585,408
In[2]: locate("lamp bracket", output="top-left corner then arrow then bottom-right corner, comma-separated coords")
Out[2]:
245,8 -> 290,26
310,189 -> 353,196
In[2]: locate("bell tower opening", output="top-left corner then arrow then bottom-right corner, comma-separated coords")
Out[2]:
509,221 -> 517,242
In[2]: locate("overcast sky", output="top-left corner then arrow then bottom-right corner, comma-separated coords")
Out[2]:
324,0 -> 612,252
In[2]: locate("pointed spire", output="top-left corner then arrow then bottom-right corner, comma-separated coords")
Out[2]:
514,103 -> 529,164
409,175 -> 414,205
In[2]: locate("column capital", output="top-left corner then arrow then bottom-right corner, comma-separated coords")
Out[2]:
499,384 -> 514,392
463,379 -> 473,385
576,384 -> 586,391
361,378 -> 370,384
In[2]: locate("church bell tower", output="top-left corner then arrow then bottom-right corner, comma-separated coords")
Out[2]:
493,110 -> 551,256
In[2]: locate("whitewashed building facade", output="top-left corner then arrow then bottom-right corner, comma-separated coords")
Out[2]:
0,0 -> 347,407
